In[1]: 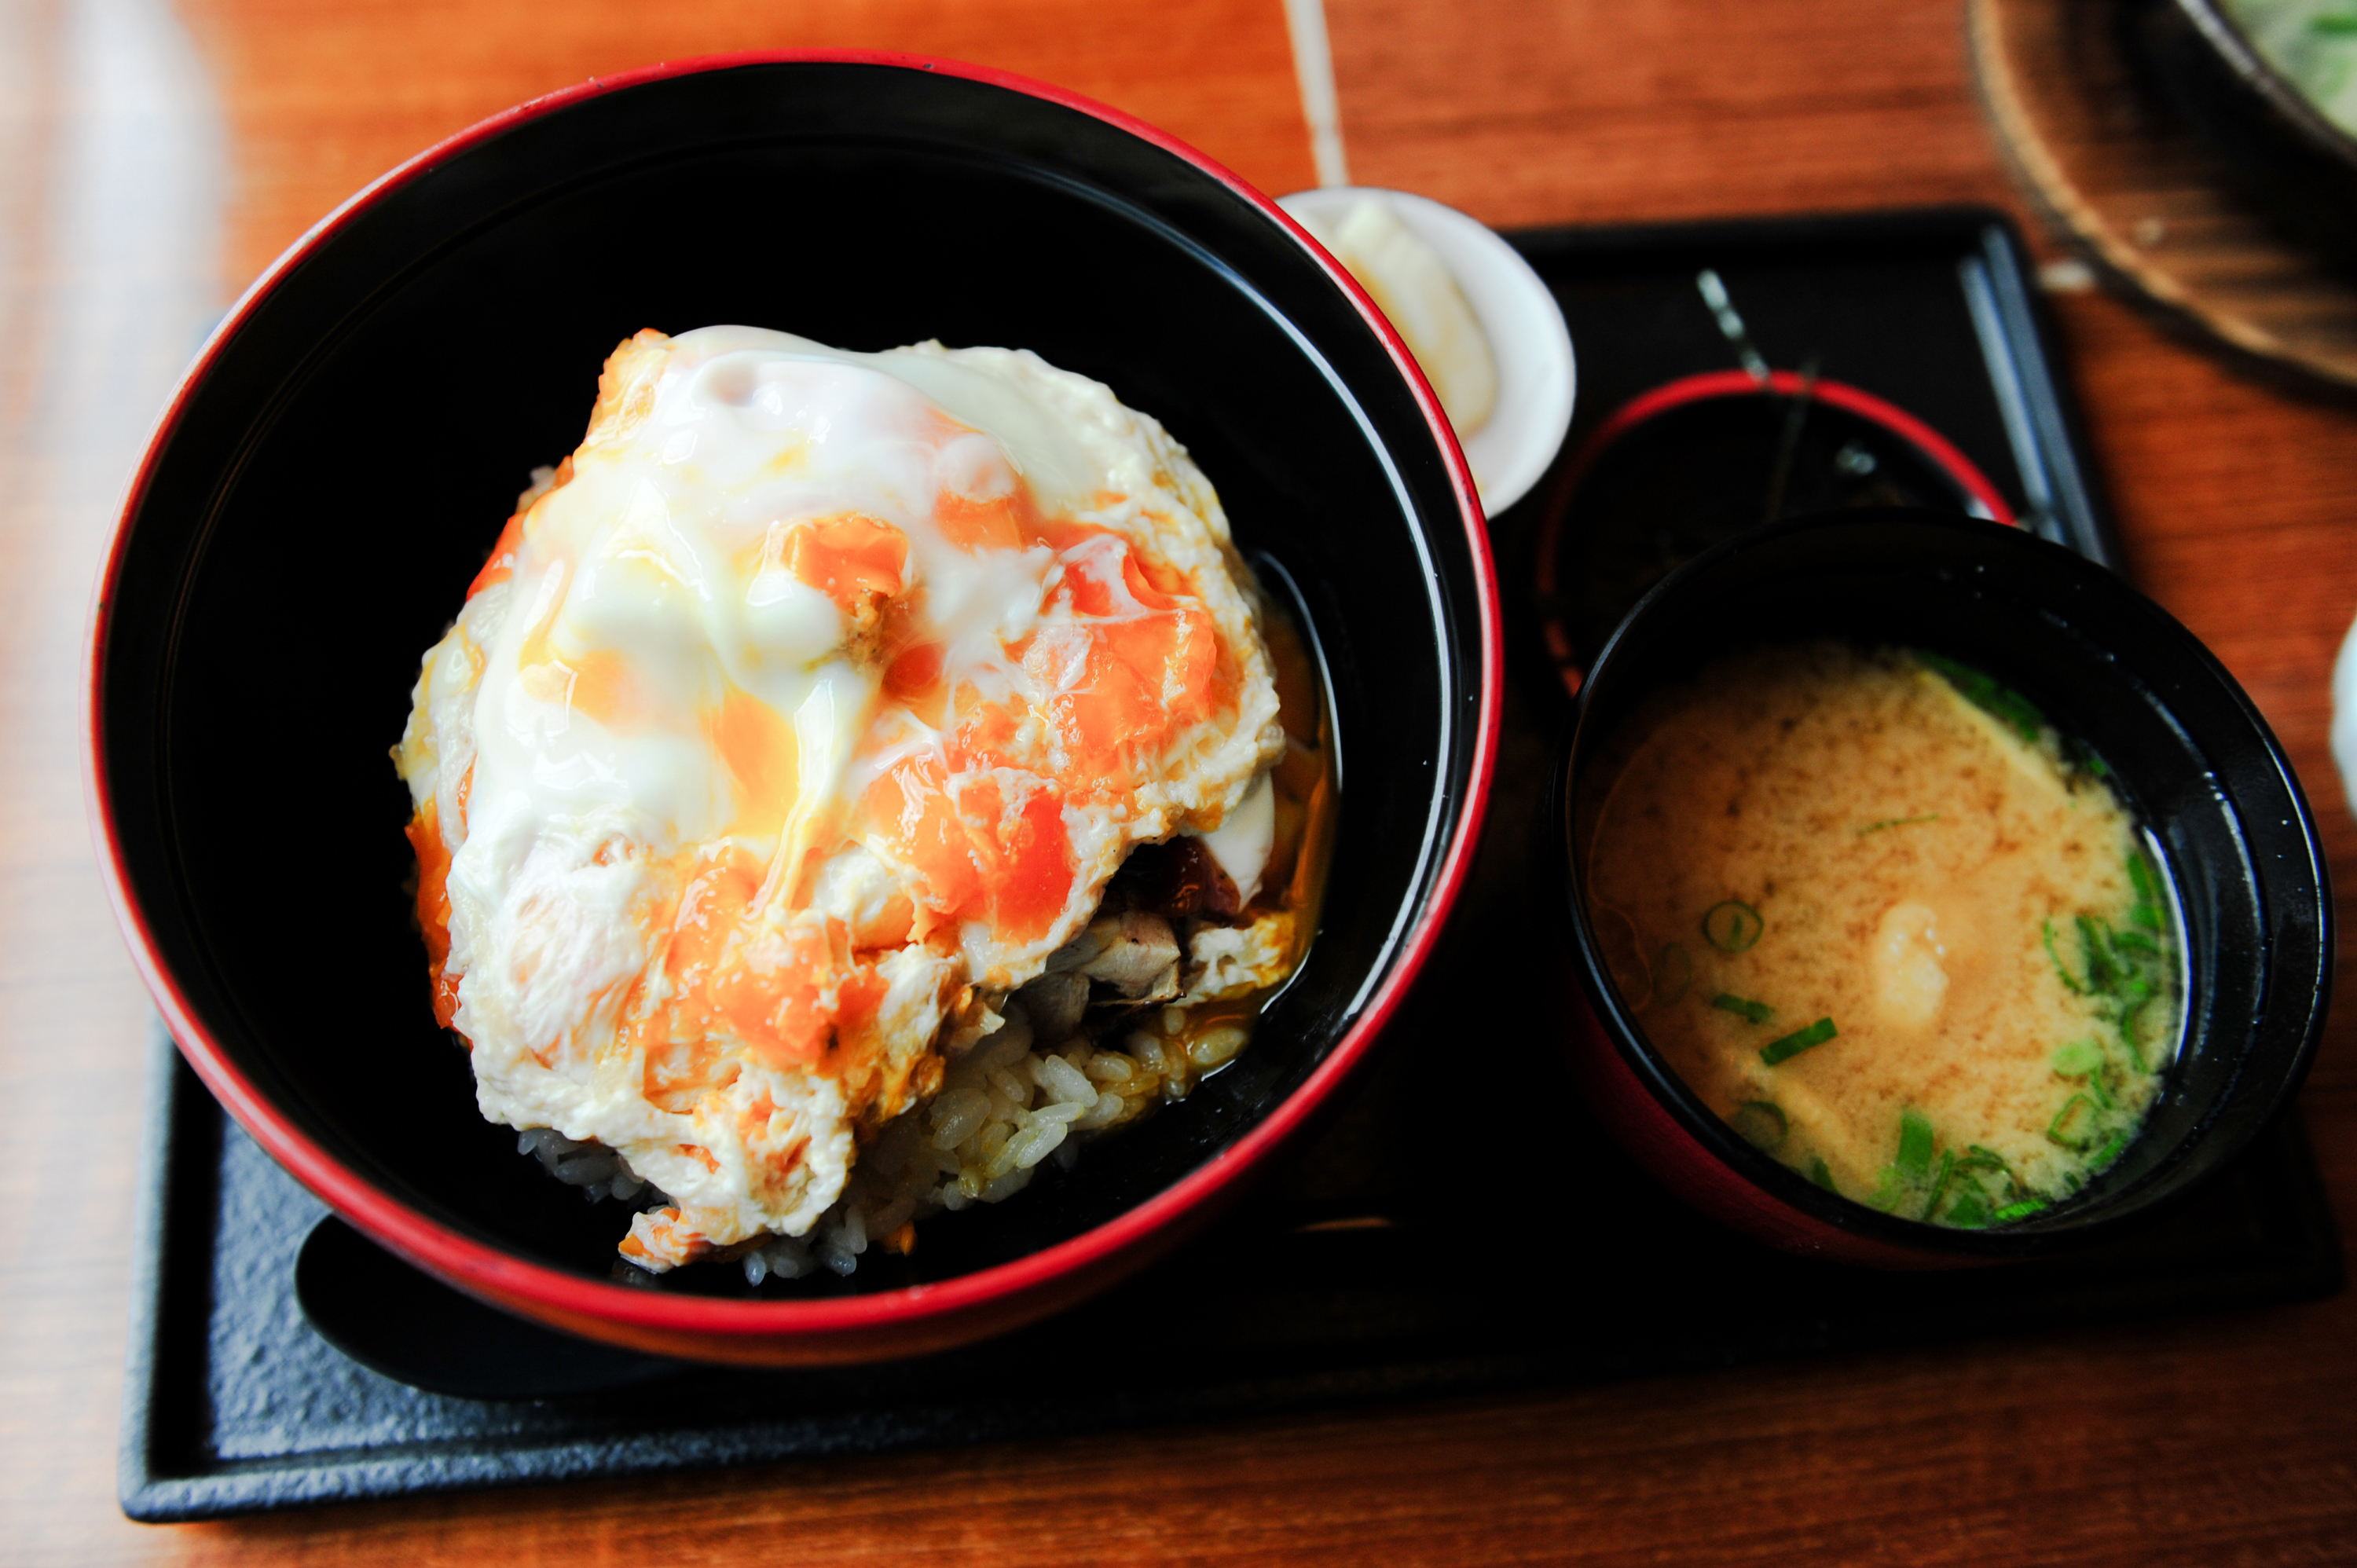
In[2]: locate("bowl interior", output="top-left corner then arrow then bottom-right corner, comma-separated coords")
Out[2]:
1560,510 -> 2329,1255
99,60 -> 1486,1299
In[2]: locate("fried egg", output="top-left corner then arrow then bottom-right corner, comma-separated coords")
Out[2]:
394,328 -> 1285,1268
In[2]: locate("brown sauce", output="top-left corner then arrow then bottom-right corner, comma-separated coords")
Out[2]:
1113,580 -> 1339,1094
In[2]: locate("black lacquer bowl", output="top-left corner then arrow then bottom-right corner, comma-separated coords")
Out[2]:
1551,509 -> 2330,1265
88,53 -> 1497,1363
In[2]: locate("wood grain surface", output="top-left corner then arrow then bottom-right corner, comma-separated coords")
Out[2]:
174,0 -> 1318,289
6,0 -> 2357,1562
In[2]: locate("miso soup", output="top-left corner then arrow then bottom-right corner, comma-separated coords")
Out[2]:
1584,643 -> 2183,1227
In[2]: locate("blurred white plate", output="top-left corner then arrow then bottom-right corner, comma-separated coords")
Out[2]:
2331,605 -> 2357,821
1277,185 -> 1576,515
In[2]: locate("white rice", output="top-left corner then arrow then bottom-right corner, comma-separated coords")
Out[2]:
735,1005 -> 1202,1284
513,899 -> 1295,1284
511,996 -> 1239,1284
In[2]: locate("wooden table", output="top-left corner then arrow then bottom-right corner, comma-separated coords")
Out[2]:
6,0 -> 2357,1560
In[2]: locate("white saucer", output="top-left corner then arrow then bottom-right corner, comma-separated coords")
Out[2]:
1277,186 -> 1577,515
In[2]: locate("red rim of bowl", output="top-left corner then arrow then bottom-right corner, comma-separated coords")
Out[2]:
1534,368 -> 2017,694
83,50 -> 1501,1350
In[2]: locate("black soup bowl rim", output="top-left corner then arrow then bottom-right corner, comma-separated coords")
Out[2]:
83,50 -> 1501,1350
1552,507 -> 2330,1259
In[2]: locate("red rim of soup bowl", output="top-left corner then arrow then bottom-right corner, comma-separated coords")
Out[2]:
1556,981 -> 1982,1269
83,51 -> 1501,1365
1533,370 -> 2018,696
1543,506 -> 2008,1272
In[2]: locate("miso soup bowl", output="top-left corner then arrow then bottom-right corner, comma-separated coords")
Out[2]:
1550,508 -> 2330,1266
86,53 -> 1497,1364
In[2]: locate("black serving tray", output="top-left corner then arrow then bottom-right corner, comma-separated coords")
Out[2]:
120,207 -> 2341,1522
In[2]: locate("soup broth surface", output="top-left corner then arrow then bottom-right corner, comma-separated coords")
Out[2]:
1585,643 -> 2179,1226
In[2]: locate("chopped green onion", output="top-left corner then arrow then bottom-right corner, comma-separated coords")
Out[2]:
1945,1192 -> 1991,1229
1651,943 -> 1695,1007
1897,1108 -> 1935,1175
1759,1017 -> 1838,1065
1921,1148 -> 1959,1220
1992,1198 -> 2048,1223
1732,1101 -> 1787,1149
1959,1145 -> 2012,1178
2113,981 -> 2155,1046
2089,1130 -> 2129,1171
2113,929 -> 2160,957
2044,919 -> 2085,995
1809,1157 -> 1838,1192
1952,1165 -> 2003,1208
2128,849 -> 2158,903
1918,651 -> 2045,743
1859,813 -> 1941,836
2046,1093 -> 2098,1150
2118,994 -> 2156,1073
1712,992 -> 1774,1024
2113,978 -> 2157,1073
2051,1039 -> 2102,1076
2132,904 -> 2166,932
1703,900 -> 1765,954
2077,914 -> 2119,994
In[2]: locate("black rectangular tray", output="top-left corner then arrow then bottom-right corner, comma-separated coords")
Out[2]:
1509,205 -> 2120,567
120,207 -> 2342,1522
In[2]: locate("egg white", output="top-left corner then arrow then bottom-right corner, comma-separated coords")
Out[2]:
394,328 -> 1285,1266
